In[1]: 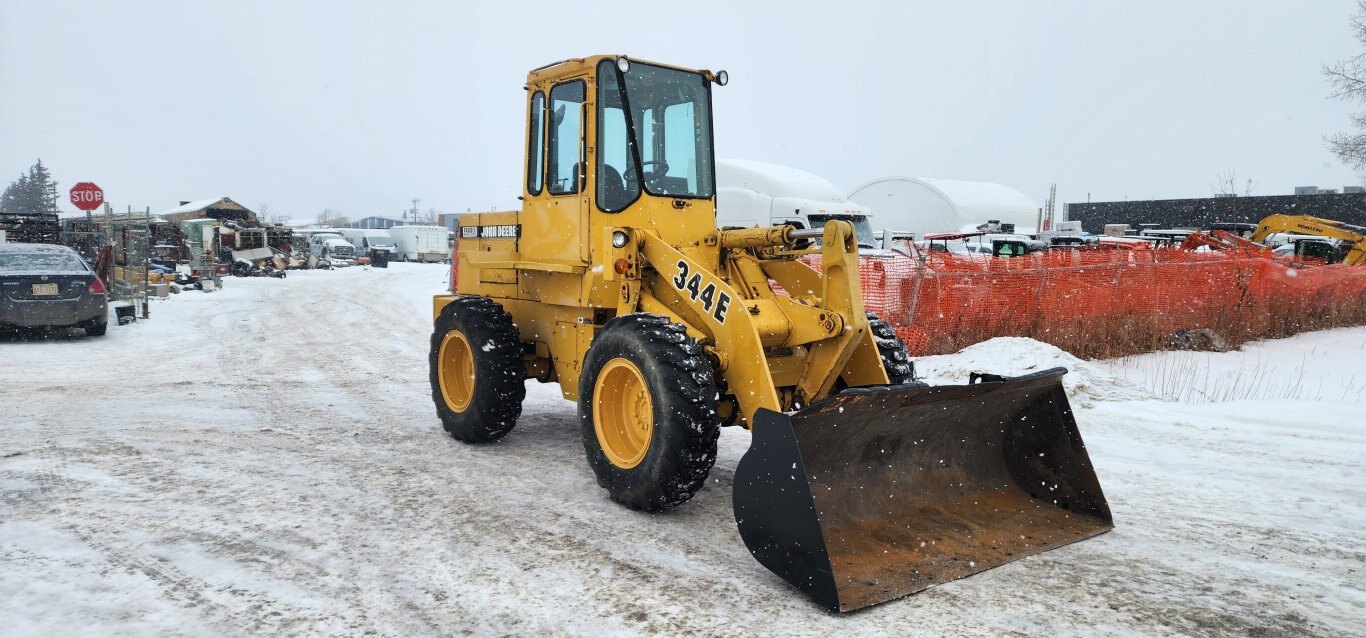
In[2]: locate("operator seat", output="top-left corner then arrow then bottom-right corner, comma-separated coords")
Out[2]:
599,164 -> 629,210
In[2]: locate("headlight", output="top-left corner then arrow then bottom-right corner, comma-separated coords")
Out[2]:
715,70 -> 728,86
611,230 -> 629,248
616,57 -> 631,73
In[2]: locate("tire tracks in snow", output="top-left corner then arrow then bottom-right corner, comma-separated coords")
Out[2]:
13,441 -> 297,635
204,268 -> 770,634
3,267 -> 1360,637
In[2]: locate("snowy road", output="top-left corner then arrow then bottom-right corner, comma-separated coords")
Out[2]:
2,264 -> 1362,637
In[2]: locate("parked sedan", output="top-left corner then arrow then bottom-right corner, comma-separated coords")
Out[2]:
0,243 -> 108,336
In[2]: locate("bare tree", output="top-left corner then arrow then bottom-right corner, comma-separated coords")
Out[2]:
1325,1 -> 1366,176
1211,169 -> 1256,197
257,202 -> 286,225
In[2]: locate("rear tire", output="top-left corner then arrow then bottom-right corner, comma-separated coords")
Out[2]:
868,312 -> 916,384
429,297 -> 526,442
578,314 -> 720,511
84,320 -> 107,337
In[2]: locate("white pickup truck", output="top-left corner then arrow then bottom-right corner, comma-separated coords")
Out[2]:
308,233 -> 358,267
339,228 -> 397,258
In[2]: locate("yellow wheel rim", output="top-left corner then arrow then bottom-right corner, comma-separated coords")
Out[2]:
438,330 -> 476,412
593,357 -> 654,469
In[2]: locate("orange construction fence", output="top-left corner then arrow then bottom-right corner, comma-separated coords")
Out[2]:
851,249 -> 1366,359
450,236 -> 1366,359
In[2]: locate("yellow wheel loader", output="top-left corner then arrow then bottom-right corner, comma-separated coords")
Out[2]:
429,55 -> 1112,612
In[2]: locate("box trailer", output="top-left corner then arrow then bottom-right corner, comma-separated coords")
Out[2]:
388,225 -> 448,262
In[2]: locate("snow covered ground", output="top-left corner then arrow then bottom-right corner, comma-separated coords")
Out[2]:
1,263 -> 1362,636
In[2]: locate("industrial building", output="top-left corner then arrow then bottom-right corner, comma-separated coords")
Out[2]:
160,197 -> 256,225
1064,188 -> 1366,233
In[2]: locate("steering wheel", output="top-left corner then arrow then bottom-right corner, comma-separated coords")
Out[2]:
624,160 -> 669,186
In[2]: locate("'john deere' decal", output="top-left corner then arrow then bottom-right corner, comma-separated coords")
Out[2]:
460,225 -> 521,239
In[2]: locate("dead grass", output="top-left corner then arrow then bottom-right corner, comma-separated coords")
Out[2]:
1106,350 -> 1320,403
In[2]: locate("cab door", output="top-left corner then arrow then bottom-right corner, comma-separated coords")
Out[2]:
521,79 -> 588,265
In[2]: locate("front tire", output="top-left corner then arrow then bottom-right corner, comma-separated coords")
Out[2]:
429,297 -> 526,442
578,314 -> 720,511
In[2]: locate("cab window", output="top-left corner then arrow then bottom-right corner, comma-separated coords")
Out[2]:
619,61 -> 714,198
527,91 -> 545,195
548,81 -> 585,195
597,60 -> 639,212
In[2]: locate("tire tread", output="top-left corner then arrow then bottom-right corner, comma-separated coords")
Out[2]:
429,297 -> 526,443
867,312 -> 916,384
579,313 -> 720,511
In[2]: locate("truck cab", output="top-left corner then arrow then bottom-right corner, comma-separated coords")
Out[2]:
308,233 -> 357,264
716,158 -> 882,251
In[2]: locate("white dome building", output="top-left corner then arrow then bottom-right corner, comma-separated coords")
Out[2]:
849,177 -> 1040,237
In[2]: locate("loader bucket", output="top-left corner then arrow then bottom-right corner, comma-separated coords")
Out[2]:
732,368 -> 1112,612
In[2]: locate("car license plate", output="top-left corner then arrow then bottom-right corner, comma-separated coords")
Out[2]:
31,283 -> 59,296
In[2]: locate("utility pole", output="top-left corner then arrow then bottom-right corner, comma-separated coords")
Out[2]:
410,198 -> 420,224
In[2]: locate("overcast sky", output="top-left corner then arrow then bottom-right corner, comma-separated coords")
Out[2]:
2,1 -> 1362,220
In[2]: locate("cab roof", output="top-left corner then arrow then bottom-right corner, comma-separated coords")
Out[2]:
526,55 -> 714,85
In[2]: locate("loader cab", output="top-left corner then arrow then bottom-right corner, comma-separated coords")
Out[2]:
519,56 -> 722,266
992,238 -> 1045,258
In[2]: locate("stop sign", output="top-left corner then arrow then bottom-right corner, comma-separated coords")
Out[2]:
69,182 -> 104,211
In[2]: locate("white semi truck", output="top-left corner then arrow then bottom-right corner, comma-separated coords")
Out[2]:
716,158 -> 906,252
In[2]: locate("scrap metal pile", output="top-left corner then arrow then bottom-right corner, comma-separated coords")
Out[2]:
0,209 -> 60,244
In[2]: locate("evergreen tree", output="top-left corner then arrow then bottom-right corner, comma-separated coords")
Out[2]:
0,159 -> 61,215
0,173 -> 30,212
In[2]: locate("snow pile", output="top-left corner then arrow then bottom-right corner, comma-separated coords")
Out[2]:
913,337 -> 1159,407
